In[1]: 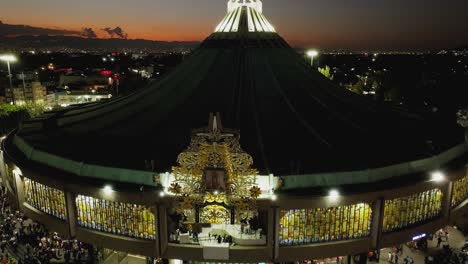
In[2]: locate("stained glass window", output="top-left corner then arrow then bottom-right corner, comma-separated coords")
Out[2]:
23,178 -> 67,220
452,175 -> 468,208
383,188 -> 442,233
75,195 -> 156,240
279,203 -> 372,246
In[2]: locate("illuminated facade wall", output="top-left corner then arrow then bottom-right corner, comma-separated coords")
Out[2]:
452,175 -> 468,208
383,189 -> 442,232
76,195 -> 156,240
5,164 -> 15,189
279,203 -> 372,246
23,178 -> 67,220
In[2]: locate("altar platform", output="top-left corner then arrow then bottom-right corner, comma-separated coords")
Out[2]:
198,224 -> 266,246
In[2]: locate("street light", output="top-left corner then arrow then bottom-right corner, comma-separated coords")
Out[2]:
328,189 -> 340,201
0,54 -> 17,90
103,185 -> 114,195
271,193 -> 277,201
431,171 -> 445,182
306,50 -> 319,67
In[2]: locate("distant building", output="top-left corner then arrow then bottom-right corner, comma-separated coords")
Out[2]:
5,81 -> 46,105
15,72 -> 37,81
131,53 -> 147,60
46,91 -> 111,108
59,75 -> 112,90
131,65 -> 154,79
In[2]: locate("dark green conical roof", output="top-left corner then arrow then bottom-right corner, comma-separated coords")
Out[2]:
13,2 -> 464,176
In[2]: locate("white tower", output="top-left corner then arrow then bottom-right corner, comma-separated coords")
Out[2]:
215,0 -> 275,33
228,0 -> 262,13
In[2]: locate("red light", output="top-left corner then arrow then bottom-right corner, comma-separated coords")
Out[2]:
100,70 -> 113,76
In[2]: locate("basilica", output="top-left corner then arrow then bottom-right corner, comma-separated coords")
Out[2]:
1,0 -> 467,262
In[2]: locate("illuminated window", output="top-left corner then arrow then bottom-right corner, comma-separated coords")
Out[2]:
383,189 -> 442,232
279,203 -> 372,246
452,175 -> 468,208
75,195 -> 156,240
23,178 -> 67,220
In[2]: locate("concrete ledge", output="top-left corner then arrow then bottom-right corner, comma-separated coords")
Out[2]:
164,244 -> 203,260
75,227 -> 157,257
230,246 -> 271,261
450,199 -> 468,230
380,218 -> 445,248
164,243 -> 271,262
278,238 -> 371,261
22,203 -> 70,237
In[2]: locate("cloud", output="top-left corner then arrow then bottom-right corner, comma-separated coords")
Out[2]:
0,22 -> 80,37
101,26 -> 128,39
81,27 -> 97,38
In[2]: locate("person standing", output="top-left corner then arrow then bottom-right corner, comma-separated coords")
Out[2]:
394,254 -> 399,264
437,236 -> 442,247
64,249 -> 70,263
388,251 -> 392,262
1,254 -> 7,264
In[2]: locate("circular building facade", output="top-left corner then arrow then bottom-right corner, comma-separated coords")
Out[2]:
1,0 -> 468,261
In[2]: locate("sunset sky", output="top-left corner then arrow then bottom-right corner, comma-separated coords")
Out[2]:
2,0 -> 468,51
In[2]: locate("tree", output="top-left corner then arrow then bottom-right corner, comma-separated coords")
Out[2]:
0,102 -> 46,134
0,104 -> 22,117
318,65 -> 334,80
349,80 -> 365,95
0,104 -> 28,134
22,102 -> 46,118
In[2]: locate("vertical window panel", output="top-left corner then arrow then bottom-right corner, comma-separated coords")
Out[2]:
383,189 -> 442,233
279,203 -> 372,246
75,195 -> 156,240
23,178 -> 67,220
452,175 -> 468,208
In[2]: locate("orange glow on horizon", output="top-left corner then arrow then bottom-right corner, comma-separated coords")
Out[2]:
3,18 -> 213,42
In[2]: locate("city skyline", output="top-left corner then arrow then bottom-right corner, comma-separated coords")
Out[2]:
1,0 -> 468,51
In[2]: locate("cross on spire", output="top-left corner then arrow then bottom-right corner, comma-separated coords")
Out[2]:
195,113 -> 235,142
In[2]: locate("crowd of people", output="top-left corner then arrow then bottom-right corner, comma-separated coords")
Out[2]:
0,186 -> 95,263
384,245 -> 414,264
